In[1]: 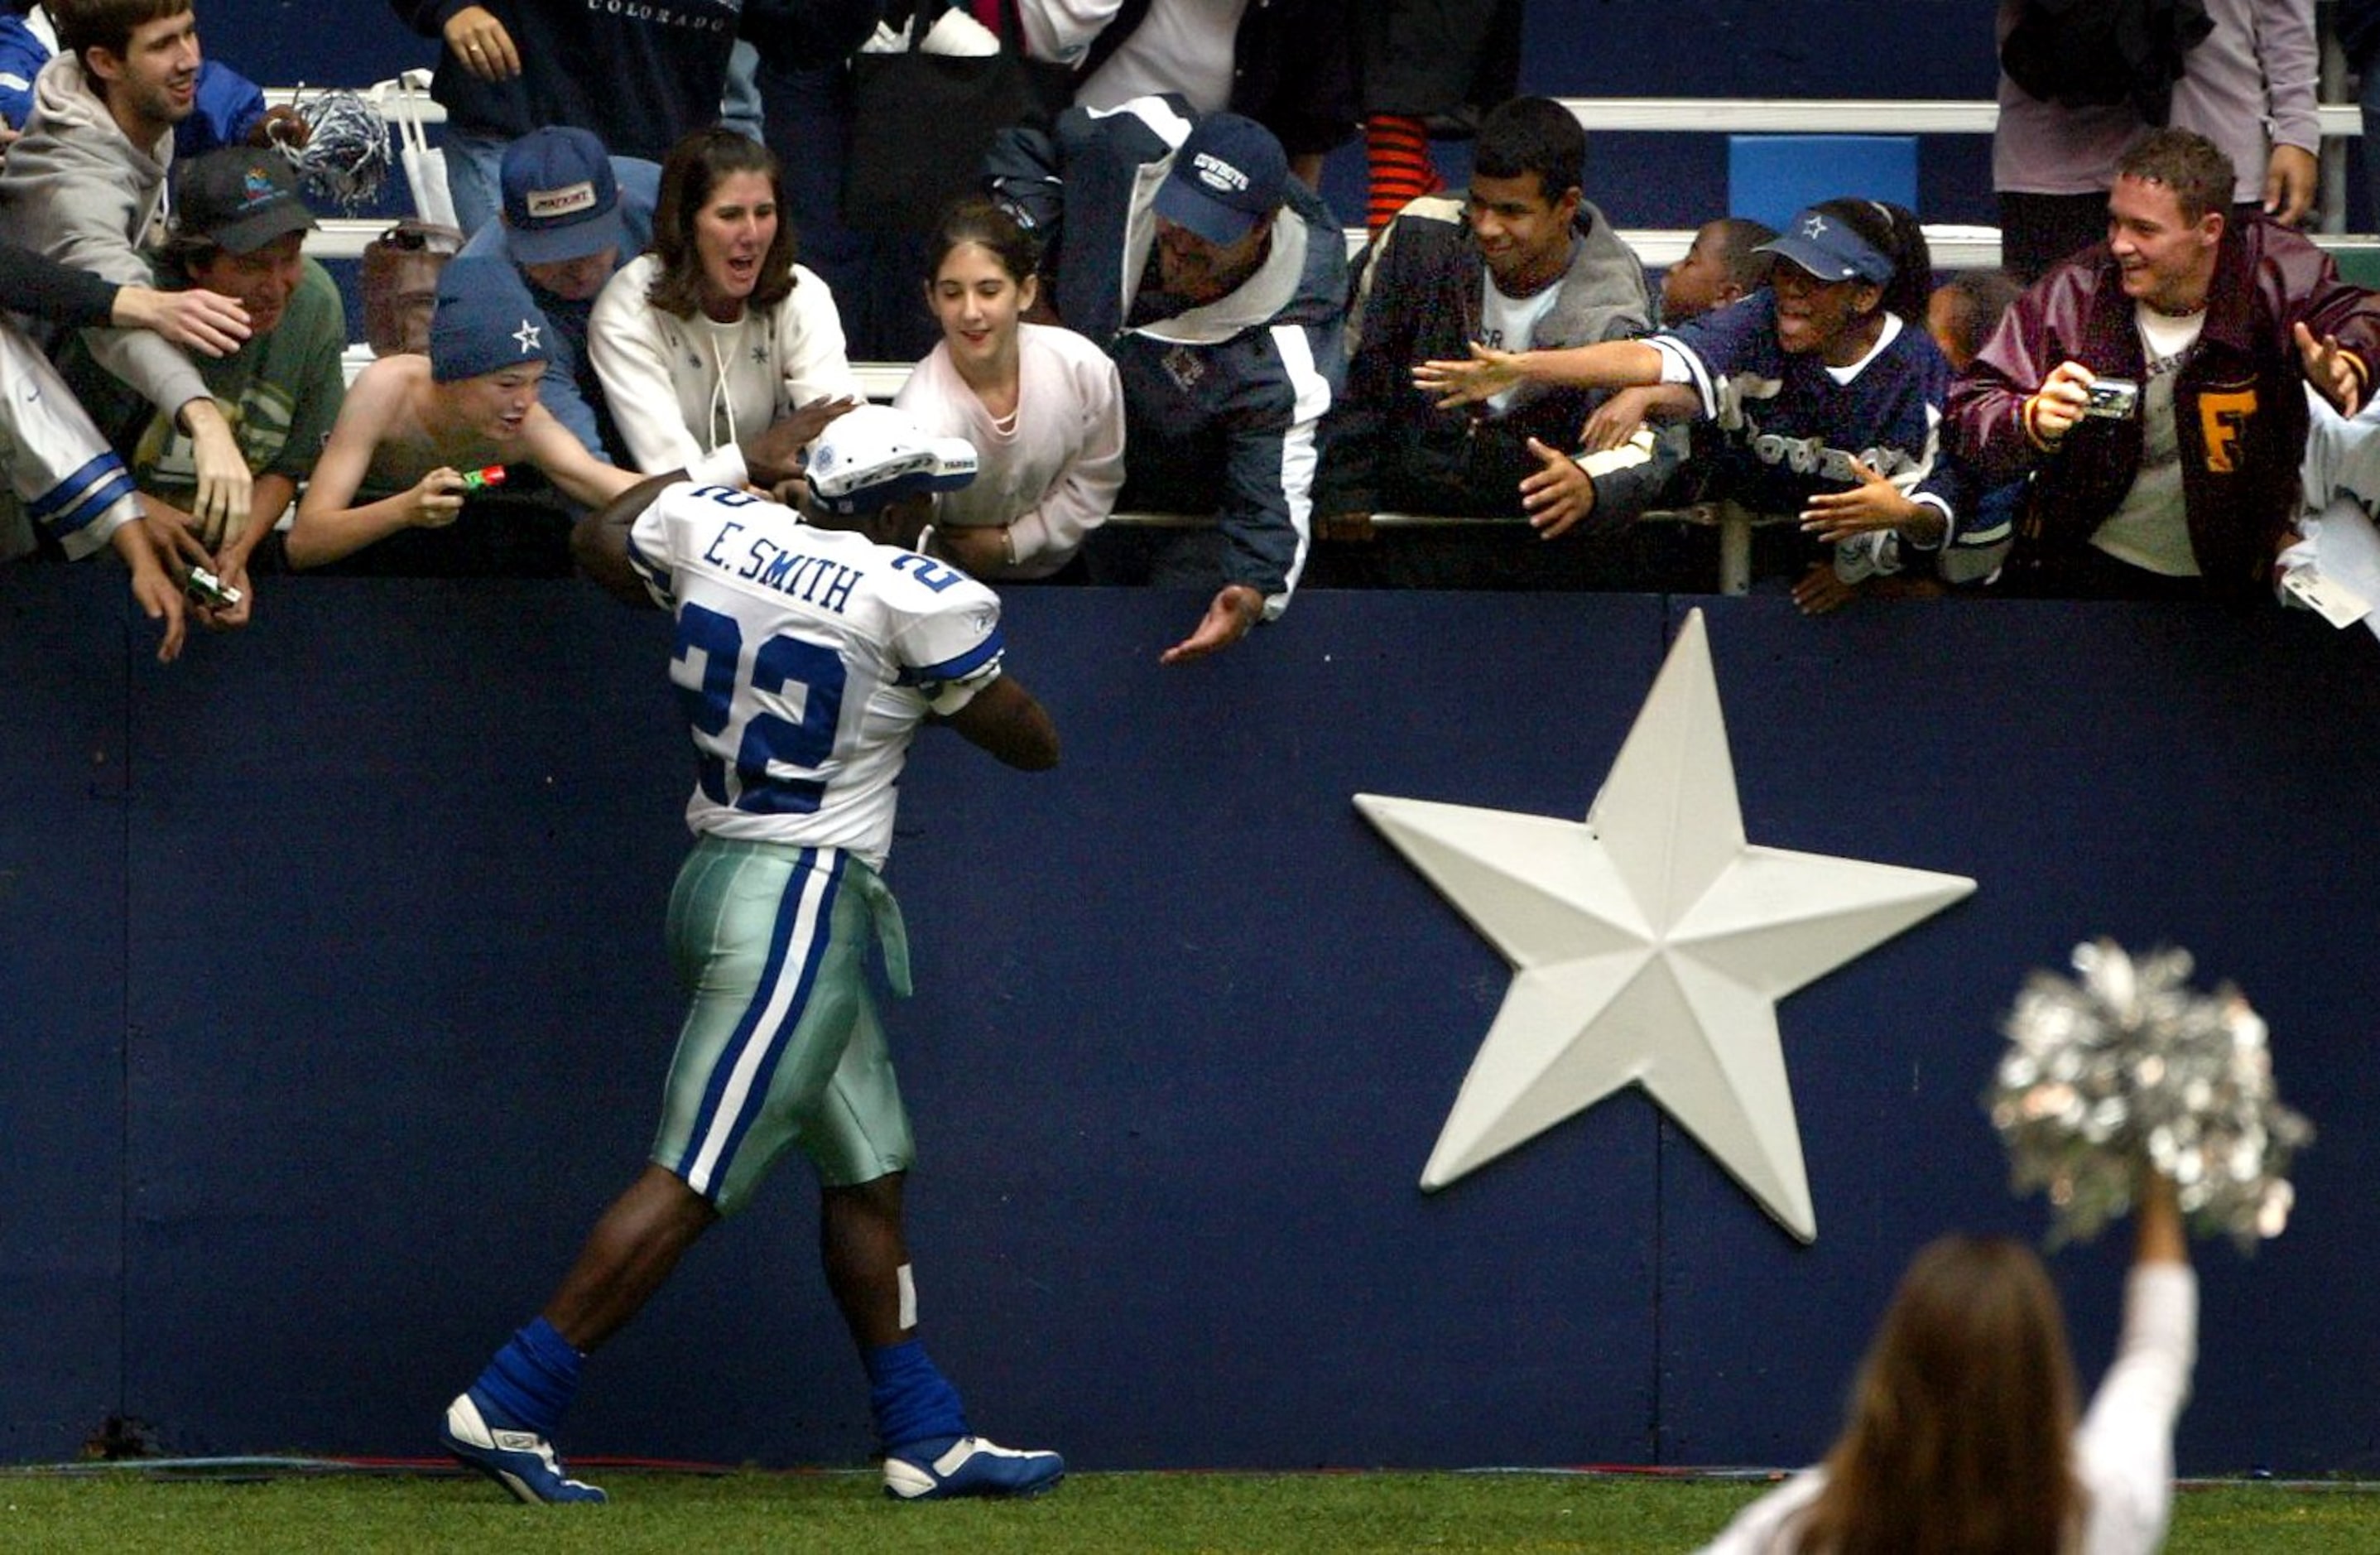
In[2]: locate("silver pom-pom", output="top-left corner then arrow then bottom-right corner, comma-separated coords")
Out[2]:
1987,940 -> 2313,1249
286,90 -> 392,213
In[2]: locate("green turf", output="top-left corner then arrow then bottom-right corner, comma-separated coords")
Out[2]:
0,1469 -> 2374,1553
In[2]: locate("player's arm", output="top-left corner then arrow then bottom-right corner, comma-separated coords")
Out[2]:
571,470 -> 683,606
939,673 -> 1059,771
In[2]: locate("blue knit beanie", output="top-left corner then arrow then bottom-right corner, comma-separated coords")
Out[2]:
430,256 -> 554,382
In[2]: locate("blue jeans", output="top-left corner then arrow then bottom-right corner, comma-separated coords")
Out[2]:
440,131 -> 507,241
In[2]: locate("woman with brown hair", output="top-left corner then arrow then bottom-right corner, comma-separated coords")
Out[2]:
889,196 -> 1123,581
590,125 -> 863,488
1697,1171 -> 2193,1554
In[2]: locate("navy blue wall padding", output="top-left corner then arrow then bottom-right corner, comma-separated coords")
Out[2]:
7,570 -> 2380,1476
0,580 -> 126,1460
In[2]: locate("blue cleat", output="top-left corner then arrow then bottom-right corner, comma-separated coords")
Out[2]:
882,1433 -> 1065,1500
440,1389 -> 608,1504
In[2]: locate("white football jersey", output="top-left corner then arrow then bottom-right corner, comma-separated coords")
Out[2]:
627,482 -> 1005,867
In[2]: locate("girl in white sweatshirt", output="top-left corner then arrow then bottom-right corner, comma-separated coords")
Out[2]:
892,198 -> 1123,581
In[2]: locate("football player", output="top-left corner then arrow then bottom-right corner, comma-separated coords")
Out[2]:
438,409 -> 1065,1504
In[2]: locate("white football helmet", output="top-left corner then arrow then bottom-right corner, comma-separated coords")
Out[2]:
805,404 -> 978,515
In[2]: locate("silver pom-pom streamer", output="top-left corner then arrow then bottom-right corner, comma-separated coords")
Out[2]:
286,89 -> 392,213
1987,940 -> 2313,1250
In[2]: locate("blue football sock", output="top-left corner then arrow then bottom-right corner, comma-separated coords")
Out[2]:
469,1317 -> 584,1438
865,1339 -> 967,1451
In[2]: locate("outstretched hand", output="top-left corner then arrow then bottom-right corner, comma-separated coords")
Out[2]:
745,397 -> 863,486
1159,584 -> 1262,666
2296,320 -> 2363,416
1412,343 -> 1522,409
184,404 -> 254,546
1800,456 -> 1921,542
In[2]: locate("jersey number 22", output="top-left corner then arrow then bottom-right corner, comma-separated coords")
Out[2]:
671,600 -> 845,814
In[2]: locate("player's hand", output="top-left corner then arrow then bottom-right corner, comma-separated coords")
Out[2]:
182,401 -> 252,546
2023,360 -> 2094,447
2296,320 -> 2363,416
1521,437 -> 1597,539
1412,342 -> 1523,408
409,468 -> 469,529
930,522 -> 1009,575
1159,583 -> 1262,666
443,5 -> 522,81
745,396 -> 863,487
1791,561 -> 1862,617
1800,455 -> 1925,542
114,284 -> 251,358
2265,143 -> 2318,227
1580,384 -> 1656,453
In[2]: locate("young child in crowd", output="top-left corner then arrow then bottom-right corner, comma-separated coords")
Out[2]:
288,258 -> 638,574
891,197 -> 1123,582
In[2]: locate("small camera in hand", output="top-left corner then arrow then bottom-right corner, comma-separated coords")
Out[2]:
183,565 -> 243,609
2080,378 -> 2140,420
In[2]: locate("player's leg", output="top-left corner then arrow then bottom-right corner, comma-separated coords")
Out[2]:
822,1169 -> 910,1348
801,983 -> 1065,1501
440,839 -> 842,1504
544,1163 -> 719,1350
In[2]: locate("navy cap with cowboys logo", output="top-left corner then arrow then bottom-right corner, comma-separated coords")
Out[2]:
499,128 -> 628,266
1756,206 -> 1897,286
171,147 -> 318,254
1153,113 -> 1287,247
430,256 -> 553,382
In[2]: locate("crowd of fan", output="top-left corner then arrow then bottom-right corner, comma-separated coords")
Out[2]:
9,0 -> 2380,670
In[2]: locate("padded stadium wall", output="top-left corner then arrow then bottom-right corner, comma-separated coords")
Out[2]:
4,571 -> 2376,1476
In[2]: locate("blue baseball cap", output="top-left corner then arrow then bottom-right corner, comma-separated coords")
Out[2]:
1153,113 -> 1287,246
1757,207 -> 1896,286
499,128 -> 628,266
430,257 -> 553,382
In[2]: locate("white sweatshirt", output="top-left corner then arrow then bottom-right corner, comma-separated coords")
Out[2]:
892,321 -> 1124,578
589,253 -> 863,487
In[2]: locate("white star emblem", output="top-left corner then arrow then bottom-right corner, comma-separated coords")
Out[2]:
1801,214 -> 1827,240
1355,610 -> 1974,1242
513,319 -> 542,354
